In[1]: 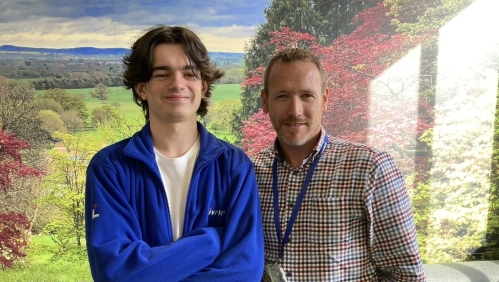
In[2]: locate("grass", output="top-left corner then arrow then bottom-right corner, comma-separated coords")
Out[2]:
211,130 -> 237,143
37,83 -> 242,140
36,83 -> 242,115
0,235 -> 92,282
210,83 -> 242,103
0,262 -> 92,282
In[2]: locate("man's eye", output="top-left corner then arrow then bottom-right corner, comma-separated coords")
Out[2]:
154,73 -> 167,78
185,73 -> 197,78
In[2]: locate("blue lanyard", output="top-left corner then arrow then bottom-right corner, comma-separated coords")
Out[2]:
272,136 -> 328,262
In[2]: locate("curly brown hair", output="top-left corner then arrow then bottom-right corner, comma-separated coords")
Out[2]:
122,25 -> 224,120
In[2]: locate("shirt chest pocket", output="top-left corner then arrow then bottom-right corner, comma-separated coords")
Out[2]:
300,197 -> 365,245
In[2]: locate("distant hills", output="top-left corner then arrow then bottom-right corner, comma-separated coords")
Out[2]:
0,45 -> 244,60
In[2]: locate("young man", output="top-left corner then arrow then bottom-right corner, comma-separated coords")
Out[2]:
85,25 -> 264,282
252,48 -> 426,281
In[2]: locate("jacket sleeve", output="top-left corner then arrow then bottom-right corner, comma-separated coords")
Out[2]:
365,151 -> 427,281
182,160 -> 265,282
85,162 -> 223,282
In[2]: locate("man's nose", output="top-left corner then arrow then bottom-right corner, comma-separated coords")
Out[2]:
169,72 -> 186,90
288,96 -> 303,116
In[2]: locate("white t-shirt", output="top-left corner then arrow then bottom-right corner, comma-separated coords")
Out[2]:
154,137 -> 200,241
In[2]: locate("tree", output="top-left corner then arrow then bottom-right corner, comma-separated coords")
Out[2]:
466,84 -> 499,261
39,88 -> 89,122
241,3 -> 425,146
41,132 -> 101,260
38,110 -> 67,135
90,83 -> 111,102
40,119 -> 140,260
111,102 -> 121,109
237,0 -> 381,130
37,97 -> 64,114
0,78 -> 51,175
207,99 -> 242,133
241,109 -> 276,156
91,105 -> 120,127
0,131 -> 43,268
0,78 -> 51,147
60,110 -> 83,134
312,0 -> 382,45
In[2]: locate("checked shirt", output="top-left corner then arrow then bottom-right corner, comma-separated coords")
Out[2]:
252,128 -> 426,281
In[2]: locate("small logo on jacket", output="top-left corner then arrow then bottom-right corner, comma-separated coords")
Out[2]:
209,208 -> 225,216
92,203 -> 100,220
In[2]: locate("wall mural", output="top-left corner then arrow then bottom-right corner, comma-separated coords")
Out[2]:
0,0 -> 498,278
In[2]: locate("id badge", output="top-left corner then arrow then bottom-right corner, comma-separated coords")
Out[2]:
263,263 -> 288,282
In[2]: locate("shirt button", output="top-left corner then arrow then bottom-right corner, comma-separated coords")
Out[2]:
292,171 -> 298,175
286,271 -> 292,277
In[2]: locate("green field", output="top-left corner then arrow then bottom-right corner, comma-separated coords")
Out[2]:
35,83 -> 243,115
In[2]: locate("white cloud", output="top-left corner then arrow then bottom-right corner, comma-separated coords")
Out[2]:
0,0 -> 265,52
0,16 -> 255,52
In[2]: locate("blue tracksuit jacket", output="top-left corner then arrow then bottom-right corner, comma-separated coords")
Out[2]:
85,122 -> 264,281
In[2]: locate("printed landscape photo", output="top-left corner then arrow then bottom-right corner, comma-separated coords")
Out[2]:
1,0 -> 498,281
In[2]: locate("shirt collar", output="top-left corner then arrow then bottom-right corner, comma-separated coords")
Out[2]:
273,127 -> 327,166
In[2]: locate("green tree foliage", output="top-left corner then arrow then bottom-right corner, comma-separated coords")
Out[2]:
468,81 -> 499,261
386,0 -> 475,35
111,102 -> 121,109
60,110 -> 83,134
207,99 -> 242,133
37,98 -> 64,114
383,0 -> 488,262
89,83 -> 111,102
39,118 -> 141,261
39,88 -> 89,122
40,132 -> 101,260
0,77 -> 51,148
90,105 -> 120,127
95,113 -> 143,146
312,0 -> 382,45
38,110 -> 67,135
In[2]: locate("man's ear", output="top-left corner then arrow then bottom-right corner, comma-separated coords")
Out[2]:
261,89 -> 269,113
322,88 -> 329,111
201,81 -> 208,98
135,83 -> 147,100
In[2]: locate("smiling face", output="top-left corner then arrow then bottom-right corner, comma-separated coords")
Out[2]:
261,60 -> 328,149
135,43 -> 207,124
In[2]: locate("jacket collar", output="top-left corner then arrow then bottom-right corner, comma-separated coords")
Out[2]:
123,121 -> 226,170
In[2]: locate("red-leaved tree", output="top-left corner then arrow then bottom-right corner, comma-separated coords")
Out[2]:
241,109 -> 276,156
0,131 -> 42,268
241,2 -> 432,166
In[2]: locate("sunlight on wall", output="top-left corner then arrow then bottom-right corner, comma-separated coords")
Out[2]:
367,45 -> 421,178
427,0 -> 499,262
368,0 -> 499,262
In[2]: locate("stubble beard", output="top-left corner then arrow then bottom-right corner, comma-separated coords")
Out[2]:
276,124 -> 311,147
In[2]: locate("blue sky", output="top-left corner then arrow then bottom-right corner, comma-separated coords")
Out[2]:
0,0 -> 269,52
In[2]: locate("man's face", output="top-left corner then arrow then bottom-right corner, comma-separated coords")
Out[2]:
135,43 -> 207,124
261,60 -> 328,148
